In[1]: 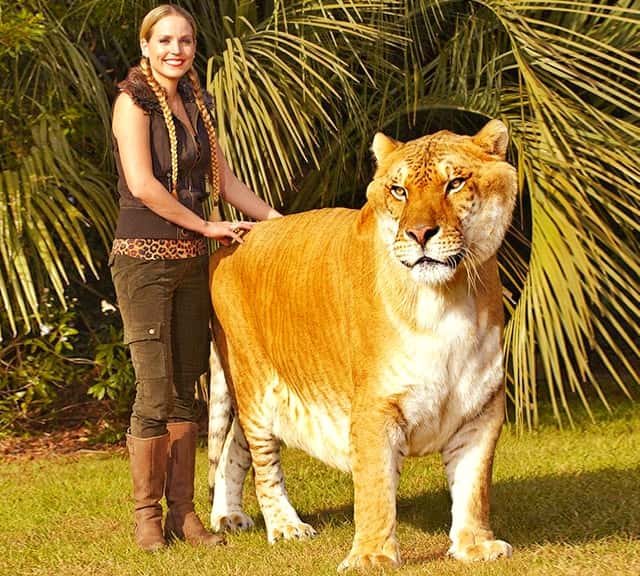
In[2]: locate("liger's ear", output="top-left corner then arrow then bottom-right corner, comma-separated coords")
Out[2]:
473,119 -> 509,159
371,132 -> 401,164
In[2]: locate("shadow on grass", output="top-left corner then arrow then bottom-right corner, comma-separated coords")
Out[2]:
305,466 -> 640,547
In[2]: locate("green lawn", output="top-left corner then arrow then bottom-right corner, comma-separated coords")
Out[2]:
1,400 -> 638,576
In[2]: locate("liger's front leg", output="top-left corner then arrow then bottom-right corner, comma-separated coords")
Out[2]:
338,405 -> 407,572
442,388 -> 512,562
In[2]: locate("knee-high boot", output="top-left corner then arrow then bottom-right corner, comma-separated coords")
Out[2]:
164,421 -> 224,546
126,433 -> 169,552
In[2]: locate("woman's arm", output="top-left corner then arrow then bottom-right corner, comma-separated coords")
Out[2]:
112,93 -> 249,243
218,151 -> 282,221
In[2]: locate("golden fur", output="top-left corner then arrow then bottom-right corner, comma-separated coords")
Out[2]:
208,119 -> 517,570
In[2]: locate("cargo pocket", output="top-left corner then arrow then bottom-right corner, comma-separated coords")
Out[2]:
124,322 -> 167,381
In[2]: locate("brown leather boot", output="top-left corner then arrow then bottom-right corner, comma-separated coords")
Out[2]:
126,432 -> 169,552
165,421 -> 224,546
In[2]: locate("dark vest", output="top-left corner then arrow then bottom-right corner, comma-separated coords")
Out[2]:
113,67 -> 217,239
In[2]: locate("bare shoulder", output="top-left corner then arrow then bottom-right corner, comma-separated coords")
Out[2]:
112,92 -> 149,139
111,92 -> 154,187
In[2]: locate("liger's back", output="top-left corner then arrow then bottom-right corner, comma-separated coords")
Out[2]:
210,207 -> 366,400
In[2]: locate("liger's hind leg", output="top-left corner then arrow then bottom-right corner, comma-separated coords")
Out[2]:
244,423 -> 316,543
210,417 -> 254,532
207,338 -> 231,498
207,338 -> 252,531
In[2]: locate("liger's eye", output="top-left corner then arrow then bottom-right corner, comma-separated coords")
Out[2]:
390,184 -> 408,201
445,177 -> 467,195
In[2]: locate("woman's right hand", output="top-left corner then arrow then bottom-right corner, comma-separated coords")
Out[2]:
201,220 -> 254,245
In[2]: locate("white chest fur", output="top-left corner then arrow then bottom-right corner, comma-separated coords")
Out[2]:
396,289 -> 504,456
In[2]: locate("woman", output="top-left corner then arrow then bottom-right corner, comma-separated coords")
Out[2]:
110,4 -> 281,552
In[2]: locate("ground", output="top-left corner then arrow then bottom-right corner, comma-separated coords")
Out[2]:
0,398 -> 209,460
0,424 -> 125,460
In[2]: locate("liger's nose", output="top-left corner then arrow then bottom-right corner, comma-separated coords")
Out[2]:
406,225 -> 440,247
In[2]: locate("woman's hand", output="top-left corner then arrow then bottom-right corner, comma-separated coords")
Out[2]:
201,220 -> 254,245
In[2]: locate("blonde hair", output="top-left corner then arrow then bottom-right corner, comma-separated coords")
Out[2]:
138,4 -> 219,203
139,4 -> 197,44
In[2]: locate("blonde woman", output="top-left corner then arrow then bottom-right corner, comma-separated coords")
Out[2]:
111,4 -> 281,552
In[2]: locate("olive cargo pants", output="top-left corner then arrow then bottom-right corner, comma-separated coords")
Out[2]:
110,254 -> 210,438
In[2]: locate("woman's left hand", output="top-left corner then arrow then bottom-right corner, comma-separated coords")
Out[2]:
202,220 -> 254,245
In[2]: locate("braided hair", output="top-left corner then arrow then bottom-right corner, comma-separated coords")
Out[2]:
188,68 -> 220,205
139,56 -> 179,198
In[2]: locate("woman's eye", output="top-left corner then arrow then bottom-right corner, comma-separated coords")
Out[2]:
390,184 -> 408,201
446,177 -> 466,195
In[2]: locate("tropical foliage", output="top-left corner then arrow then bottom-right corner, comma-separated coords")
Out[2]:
0,0 -> 638,430
0,2 -> 117,336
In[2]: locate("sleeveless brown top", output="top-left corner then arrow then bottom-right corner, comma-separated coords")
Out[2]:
112,66 -> 221,240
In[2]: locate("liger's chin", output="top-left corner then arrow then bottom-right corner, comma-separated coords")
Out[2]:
408,260 -> 460,285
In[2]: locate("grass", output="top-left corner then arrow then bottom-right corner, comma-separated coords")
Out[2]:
1,399 -> 639,576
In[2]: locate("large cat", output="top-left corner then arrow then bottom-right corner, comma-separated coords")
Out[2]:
207,119 -> 517,570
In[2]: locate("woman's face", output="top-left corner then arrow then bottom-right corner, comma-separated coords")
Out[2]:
141,14 -> 195,85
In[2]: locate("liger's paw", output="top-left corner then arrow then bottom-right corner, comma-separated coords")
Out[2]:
337,549 -> 401,572
448,539 -> 513,562
211,510 -> 254,533
267,521 -> 316,543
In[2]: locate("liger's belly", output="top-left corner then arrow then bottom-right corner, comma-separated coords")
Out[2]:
269,382 -> 352,472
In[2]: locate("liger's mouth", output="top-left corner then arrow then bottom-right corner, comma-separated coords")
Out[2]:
403,253 -> 464,270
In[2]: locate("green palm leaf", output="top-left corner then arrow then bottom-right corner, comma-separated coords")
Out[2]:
194,0 -> 405,215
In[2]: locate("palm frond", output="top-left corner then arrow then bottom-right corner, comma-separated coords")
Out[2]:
485,0 -> 640,426
205,1 -> 405,214
0,2 -> 116,338
0,119 -> 116,340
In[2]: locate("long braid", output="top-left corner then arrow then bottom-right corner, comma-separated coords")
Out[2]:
140,57 -> 179,198
188,68 -> 220,206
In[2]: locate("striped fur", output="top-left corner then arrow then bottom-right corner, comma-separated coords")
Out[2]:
208,120 -> 516,570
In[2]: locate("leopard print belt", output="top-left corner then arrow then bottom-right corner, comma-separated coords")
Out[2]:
111,238 -> 208,260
